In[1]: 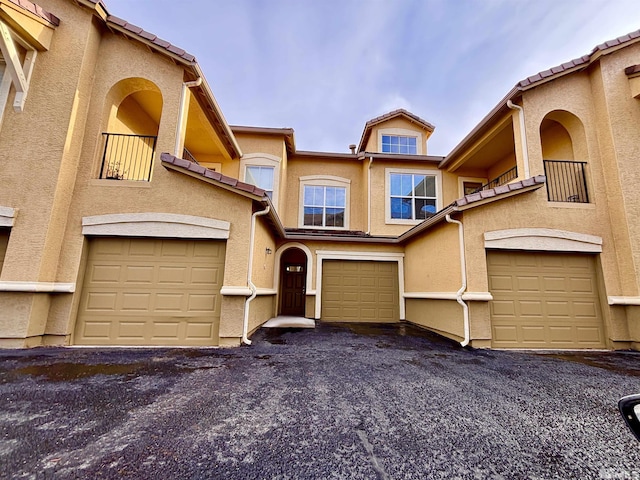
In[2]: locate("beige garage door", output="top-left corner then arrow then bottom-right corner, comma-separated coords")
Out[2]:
487,251 -> 606,349
75,237 -> 225,346
321,260 -> 399,322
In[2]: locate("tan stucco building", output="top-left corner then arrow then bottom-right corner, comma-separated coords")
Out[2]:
1,0 -> 639,350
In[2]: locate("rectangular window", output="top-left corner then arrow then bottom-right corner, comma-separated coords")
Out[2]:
382,135 -> 417,154
246,166 -> 274,199
389,173 -> 437,220
303,186 -> 346,227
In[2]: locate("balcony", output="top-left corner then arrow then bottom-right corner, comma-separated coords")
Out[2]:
471,166 -> 518,194
543,160 -> 589,203
99,133 -> 157,181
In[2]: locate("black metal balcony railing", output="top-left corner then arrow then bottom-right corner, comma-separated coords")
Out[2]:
543,160 -> 589,203
471,166 -> 518,194
182,147 -> 200,165
99,133 -> 157,181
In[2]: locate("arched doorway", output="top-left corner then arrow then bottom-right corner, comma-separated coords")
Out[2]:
279,247 -> 307,316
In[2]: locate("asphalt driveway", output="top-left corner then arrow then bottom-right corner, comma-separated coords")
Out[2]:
1,323 -> 639,479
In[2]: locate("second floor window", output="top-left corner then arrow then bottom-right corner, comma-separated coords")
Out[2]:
390,173 -> 437,220
246,166 -> 274,199
382,135 -> 417,154
303,186 -> 346,228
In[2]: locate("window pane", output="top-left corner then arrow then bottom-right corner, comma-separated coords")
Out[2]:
408,137 -> 417,148
390,136 -> 399,145
390,174 -> 402,195
303,185 -> 314,205
325,187 -> 337,207
399,136 -> 408,146
425,176 -> 436,197
304,207 -> 323,226
413,175 -> 427,197
335,187 -> 346,207
325,208 -> 344,227
400,174 -> 413,196
390,198 -> 412,219
415,199 -> 437,219
246,166 -> 274,191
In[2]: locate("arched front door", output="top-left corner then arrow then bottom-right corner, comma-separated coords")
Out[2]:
279,248 -> 307,316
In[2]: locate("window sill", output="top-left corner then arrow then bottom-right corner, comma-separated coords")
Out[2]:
546,201 -> 595,209
298,225 -> 350,231
385,218 -> 423,225
89,179 -> 152,188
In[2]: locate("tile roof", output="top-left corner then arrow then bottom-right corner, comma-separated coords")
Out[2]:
160,153 -> 267,198
518,29 -> 640,88
453,175 -> 546,207
6,0 -> 59,26
106,15 -> 196,63
625,64 -> 640,76
357,108 -> 435,153
398,175 -> 546,243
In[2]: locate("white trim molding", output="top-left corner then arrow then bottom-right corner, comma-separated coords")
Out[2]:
82,213 -> 230,239
0,281 -> 75,293
314,250 -> 405,320
404,291 -> 493,301
385,167 -> 443,225
220,286 -> 252,296
608,296 -> 640,306
484,228 -> 602,253
0,206 -> 16,227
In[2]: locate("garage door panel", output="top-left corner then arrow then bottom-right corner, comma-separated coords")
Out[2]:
187,294 -> 217,312
569,277 -> 595,294
488,251 -> 605,349
520,325 -> 546,342
493,325 -> 518,342
75,238 -> 225,346
489,275 -> 514,291
519,300 -> 544,317
576,327 -> 603,343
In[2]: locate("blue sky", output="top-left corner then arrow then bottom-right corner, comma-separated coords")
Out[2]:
104,0 -> 639,155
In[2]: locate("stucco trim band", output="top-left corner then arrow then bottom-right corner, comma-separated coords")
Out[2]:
220,286 -> 252,296
0,281 -> 75,292
0,206 -> 16,227
607,296 -> 640,306
82,213 -> 231,239
404,292 -> 493,301
484,228 -> 602,253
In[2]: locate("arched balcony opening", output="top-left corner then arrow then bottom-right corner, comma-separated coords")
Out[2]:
99,78 -> 163,181
540,111 -> 589,203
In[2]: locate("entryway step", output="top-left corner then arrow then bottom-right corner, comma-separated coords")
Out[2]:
262,316 -> 316,328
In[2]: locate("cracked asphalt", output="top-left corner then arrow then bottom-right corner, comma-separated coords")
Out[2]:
1,323 -> 639,479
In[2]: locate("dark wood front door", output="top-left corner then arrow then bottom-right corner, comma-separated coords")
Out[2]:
280,264 -> 306,316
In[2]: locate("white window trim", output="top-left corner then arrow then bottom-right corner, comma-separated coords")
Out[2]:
314,250 -> 405,320
377,127 -> 424,155
298,175 -> 351,230
458,176 -> 488,198
385,168 -> 442,225
240,153 -> 281,210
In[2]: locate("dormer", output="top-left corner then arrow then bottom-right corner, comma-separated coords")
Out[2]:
356,109 -> 435,155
